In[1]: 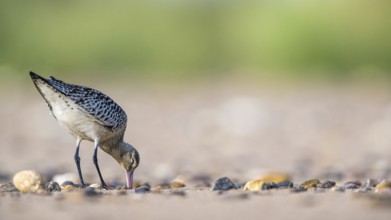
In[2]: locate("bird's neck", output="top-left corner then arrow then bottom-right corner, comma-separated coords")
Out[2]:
99,137 -> 127,163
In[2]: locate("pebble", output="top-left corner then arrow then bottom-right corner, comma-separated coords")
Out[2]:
364,178 -> 382,188
170,177 -> 186,189
276,181 -> 294,189
60,185 -> 74,191
212,177 -> 238,191
89,183 -> 102,189
0,182 -> 17,193
170,181 -> 186,188
357,187 -> 372,193
45,181 -> 61,192
243,180 -> 268,191
291,186 -> 307,193
300,179 -> 320,190
115,186 -> 128,190
155,182 -> 171,190
83,187 -> 102,197
258,173 -> 291,184
52,173 -> 79,185
135,185 -> 151,194
375,180 -> 391,192
331,186 -> 346,192
235,182 -> 247,189
62,181 -> 75,186
344,181 -> 361,190
132,181 -> 143,189
12,170 -> 45,193
318,180 -> 336,189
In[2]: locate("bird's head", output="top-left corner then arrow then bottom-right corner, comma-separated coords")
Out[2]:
120,142 -> 140,189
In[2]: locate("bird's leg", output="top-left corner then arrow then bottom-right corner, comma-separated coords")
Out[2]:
74,138 -> 86,187
93,140 -> 108,189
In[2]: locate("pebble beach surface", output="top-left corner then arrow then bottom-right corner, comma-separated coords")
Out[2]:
1,172 -> 391,220
1,80 -> 391,220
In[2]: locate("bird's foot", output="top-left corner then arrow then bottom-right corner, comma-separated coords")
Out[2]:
100,183 -> 109,190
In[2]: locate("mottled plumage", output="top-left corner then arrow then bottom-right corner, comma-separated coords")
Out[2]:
30,71 -> 139,189
45,76 -> 127,131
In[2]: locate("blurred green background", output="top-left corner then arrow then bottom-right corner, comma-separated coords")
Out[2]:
1,0 -> 390,80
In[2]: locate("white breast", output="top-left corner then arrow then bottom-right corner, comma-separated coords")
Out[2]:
37,83 -> 112,141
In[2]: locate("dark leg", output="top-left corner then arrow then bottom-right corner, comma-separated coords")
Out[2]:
74,138 -> 86,187
93,140 -> 108,189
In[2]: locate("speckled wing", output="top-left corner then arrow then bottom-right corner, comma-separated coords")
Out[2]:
31,72 -> 127,131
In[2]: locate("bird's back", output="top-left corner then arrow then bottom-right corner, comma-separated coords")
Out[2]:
30,72 -> 127,141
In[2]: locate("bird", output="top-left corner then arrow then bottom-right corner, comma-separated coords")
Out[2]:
29,71 -> 139,189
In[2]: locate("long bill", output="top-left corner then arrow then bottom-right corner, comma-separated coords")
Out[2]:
126,170 -> 134,189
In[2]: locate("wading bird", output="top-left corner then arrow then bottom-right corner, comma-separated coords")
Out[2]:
30,71 -> 139,189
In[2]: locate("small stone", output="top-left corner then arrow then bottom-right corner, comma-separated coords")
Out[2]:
132,181 -> 143,189
0,183 -> 17,193
331,186 -> 345,192
258,173 -> 291,184
212,177 -> 238,191
300,179 -> 320,190
276,181 -> 294,189
170,181 -> 186,188
135,185 -> 151,194
35,188 -> 49,195
83,187 -> 101,197
155,182 -> 171,189
52,173 -> 79,185
344,181 -> 361,190
319,181 -> 336,189
60,185 -> 74,191
239,182 -> 251,189
375,180 -> 391,192
357,187 -> 372,193
12,170 -> 45,193
170,177 -> 186,189
291,185 -> 307,193
45,181 -> 61,192
243,180 -> 269,191
364,178 -> 382,188
115,186 -> 128,190
61,181 -> 75,186
89,183 -> 101,189
266,182 -> 277,189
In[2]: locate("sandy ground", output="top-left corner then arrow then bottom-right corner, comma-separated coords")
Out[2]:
1,78 -> 391,219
